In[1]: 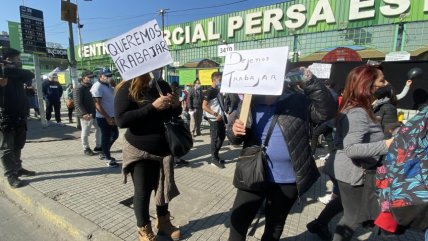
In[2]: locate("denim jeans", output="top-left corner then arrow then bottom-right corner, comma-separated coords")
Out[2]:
96,118 -> 118,160
208,119 -> 225,162
80,117 -> 101,150
425,229 -> 428,241
0,120 -> 26,177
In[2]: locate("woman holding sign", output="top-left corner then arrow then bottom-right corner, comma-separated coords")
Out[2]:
228,67 -> 337,241
114,72 -> 181,241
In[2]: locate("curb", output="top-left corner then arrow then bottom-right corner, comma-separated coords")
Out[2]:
0,175 -> 122,241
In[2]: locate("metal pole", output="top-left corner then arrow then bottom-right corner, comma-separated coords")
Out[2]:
67,0 -> 78,89
293,34 -> 299,62
76,0 -> 84,70
160,9 -> 169,82
33,54 -> 47,127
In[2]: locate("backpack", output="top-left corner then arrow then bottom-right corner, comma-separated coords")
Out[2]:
381,106 -> 428,231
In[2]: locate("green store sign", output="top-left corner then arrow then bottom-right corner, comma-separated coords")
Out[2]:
164,0 -> 428,48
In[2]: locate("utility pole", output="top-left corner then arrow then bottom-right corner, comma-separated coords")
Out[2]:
65,0 -> 78,88
159,9 -> 168,82
76,0 -> 84,69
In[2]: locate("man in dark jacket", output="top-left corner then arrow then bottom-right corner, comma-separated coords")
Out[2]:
0,48 -> 36,188
188,79 -> 203,136
74,71 -> 101,156
227,67 -> 337,241
42,72 -> 63,125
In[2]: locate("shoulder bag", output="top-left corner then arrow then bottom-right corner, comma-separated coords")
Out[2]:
233,115 -> 279,192
154,80 -> 193,157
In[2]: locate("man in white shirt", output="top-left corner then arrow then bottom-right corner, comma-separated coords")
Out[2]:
90,68 -> 118,168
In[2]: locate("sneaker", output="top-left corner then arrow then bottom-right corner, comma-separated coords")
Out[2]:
306,219 -> 332,240
99,153 -> 106,160
17,168 -> 36,177
105,160 -> 119,168
211,159 -> 225,169
7,175 -> 23,188
219,159 -> 228,164
56,122 -> 65,126
318,193 -> 333,205
93,147 -> 102,152
84,148 -> 95,156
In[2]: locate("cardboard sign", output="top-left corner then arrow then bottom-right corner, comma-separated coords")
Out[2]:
105,19 -> 173,81
308,63 -> 332,79
220,47 -> 288,95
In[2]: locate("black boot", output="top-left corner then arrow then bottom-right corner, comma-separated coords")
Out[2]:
307,219 -> 332,240
7,175 -> 23,188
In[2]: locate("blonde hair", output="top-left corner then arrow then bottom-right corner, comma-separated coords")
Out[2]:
115,73 -> 152,103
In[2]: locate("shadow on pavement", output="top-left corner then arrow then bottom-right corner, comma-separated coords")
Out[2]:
26,118 -> 81,142
180,211 -> 230,239
25,166 -> 121,183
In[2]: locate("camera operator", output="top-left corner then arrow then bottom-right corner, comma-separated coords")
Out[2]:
0,48 -> 36,188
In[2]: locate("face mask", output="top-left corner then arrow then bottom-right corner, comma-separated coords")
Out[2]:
216,81 -> 221,88
373,84 -> 392,99
151,69 -> 162,81
185,86 -> 190,91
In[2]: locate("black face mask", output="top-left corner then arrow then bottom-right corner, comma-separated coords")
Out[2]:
373,84 -> 392,99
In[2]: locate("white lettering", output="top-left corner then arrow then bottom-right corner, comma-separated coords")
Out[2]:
308,0 -> 336,26
245,11 -> 263,35
349,0 -> 375,20
285,4 -> 307,29
163,30 -> 172,45
380,0 -> 410,17
228,16 -> 244,38
83,46 -> 90,58
89,45 -> 96,57
95,43 -> 103,55
172,27 -> 185,45
191,23 -> 207,43
185,26 -> 191,44
207,21 -> 221,41
102,43 -> 108,55
263,8 -> 284,33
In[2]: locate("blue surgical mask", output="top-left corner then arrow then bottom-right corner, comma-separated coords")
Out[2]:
216,82 -> 221,88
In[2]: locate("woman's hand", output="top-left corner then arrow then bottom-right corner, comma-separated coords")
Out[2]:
406,79 -> 412,86
152,95 -> 173,110
232,119 -> 246,136
385,138 -> 394,148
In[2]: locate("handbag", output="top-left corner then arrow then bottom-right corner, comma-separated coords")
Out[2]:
154,80 -> 193,157
233,115 -> 279,192
66,99 -> 74,109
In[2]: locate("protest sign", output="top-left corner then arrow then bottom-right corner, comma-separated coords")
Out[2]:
308,63 -> 332,79
220,46 -> 288,96
199,69 -> 218,85
105,19 -> 173,81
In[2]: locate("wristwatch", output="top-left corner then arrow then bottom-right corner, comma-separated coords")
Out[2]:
213,112 -> 219,117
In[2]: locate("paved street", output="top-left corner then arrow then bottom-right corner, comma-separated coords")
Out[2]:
0,116 -> 425,241
0,191 -> 58,241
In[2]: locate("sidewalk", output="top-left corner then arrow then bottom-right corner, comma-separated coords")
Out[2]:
0,116 -> 424,241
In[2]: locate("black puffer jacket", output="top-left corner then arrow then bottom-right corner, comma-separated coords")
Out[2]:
373,97 -> 398,131
74,83 -> 95,117
228,78 -> 337,195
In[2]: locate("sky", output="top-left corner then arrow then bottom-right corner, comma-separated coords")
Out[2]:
1,0 -> 286,49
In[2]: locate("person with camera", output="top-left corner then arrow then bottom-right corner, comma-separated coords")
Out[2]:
0,48 -> 36,188
227,67 -> 337,241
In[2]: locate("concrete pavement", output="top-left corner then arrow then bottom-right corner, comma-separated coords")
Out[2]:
0,115 -> 424,241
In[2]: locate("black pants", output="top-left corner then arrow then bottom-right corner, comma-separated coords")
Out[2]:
131,160 -> 168,227
317,178 -> 343,225
229,183 -> 298,241
46,100 -> 61,122
311,123 -> 333,155
0,120 -> 27,177
333,181 -> 365,241
67,107 -> 74,122
208,119 -> 225,162
96,118 -> 119,160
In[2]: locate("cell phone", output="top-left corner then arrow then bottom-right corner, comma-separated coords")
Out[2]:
285,69 -> 305,82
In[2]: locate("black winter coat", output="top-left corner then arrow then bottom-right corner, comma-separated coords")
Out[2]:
228,79 -> 337,195
373,97 -> 398,131
2,67 -> 34,119
74,83 -> 95,117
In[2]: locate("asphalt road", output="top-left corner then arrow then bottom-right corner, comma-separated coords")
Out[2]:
0,191 -> 58,241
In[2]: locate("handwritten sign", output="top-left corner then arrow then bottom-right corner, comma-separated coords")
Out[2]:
105,19 -> 173,81
308,63 -> 332,79
220,47 -> 288,95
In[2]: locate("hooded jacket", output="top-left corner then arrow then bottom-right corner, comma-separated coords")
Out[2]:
227,78 -> 337,195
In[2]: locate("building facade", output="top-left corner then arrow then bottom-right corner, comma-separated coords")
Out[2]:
73,0 -> 428,83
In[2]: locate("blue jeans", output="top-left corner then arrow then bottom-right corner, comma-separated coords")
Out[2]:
425,229 -> 428,241
96,118 -> 118,160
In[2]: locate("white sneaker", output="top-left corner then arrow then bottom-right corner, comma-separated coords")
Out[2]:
318,193 -> 333,205
319,153 -> 330,161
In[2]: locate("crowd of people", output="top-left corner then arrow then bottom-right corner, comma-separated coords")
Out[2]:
0,47 -> 427,241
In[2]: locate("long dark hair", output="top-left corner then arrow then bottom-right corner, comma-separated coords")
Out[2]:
115,73 -> 152,103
